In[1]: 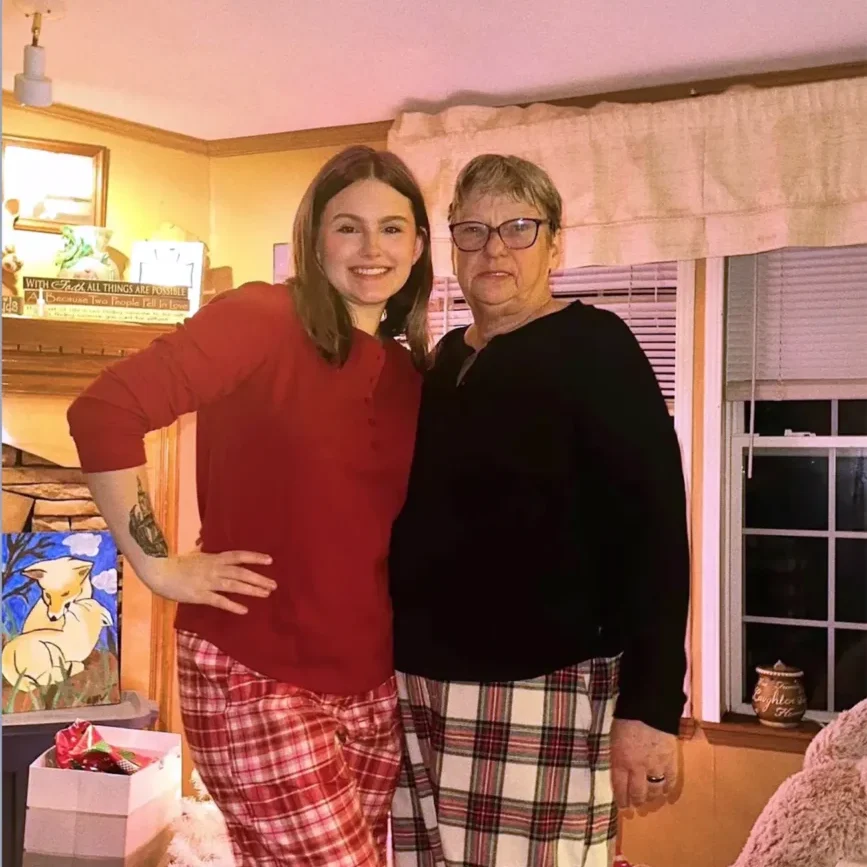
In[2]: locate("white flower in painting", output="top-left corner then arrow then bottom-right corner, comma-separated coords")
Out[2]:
92,568 -> 118,594
63,533 -> 102,557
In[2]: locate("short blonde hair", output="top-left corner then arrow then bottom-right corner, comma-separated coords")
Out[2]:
448,154 -> 563,233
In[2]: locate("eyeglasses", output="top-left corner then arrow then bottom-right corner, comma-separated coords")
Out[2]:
449,218 -> 549,252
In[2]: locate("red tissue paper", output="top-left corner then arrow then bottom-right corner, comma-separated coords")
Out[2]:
54,720 -> 155,775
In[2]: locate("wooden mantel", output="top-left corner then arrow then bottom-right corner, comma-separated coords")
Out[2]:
2,316 -> 175,395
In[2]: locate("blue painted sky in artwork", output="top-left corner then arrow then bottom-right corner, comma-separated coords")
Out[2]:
1,532 -> 119,652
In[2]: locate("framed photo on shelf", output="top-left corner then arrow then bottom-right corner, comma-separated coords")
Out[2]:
1,135 -> 109,234
273,242 -> 293,284
130,240 -> 205,316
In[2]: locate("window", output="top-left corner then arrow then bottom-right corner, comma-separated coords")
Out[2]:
430,262 -> 678,401
428,275 -> 472,344
724,246 -> 867,719
727,400 -> 867,717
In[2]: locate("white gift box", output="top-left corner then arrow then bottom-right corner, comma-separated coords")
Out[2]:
23,725 -> 181,865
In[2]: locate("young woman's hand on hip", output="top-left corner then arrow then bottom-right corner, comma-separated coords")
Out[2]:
138,549 -> 276,614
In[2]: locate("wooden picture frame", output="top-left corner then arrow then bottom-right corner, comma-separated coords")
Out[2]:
1,134 -> 109,234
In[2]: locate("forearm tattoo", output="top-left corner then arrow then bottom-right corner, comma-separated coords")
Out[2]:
128,477 -> 169,557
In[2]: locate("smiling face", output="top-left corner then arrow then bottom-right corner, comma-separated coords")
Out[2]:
317,178 -> 423,323
451,192 -> 561,317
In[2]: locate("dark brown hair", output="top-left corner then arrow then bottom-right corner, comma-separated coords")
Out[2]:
290,145 -> 433,368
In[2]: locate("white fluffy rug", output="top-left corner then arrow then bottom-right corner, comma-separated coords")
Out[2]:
167,771 -> 234,867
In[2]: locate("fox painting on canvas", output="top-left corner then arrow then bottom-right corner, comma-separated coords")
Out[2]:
1,531 -> 121,713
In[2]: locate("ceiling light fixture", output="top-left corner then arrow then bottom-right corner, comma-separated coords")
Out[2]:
13,1 -> 66,108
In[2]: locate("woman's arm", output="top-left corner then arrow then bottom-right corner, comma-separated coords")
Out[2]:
67,283 -> 284,611
84,467 -> 274,614
580,309 -> 691,733
578,308 -> 690,808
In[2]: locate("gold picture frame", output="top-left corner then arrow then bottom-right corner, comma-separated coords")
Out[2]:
1,134 -> 109,234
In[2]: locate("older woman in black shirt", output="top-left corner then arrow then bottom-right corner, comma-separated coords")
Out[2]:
389,154 -> 690,867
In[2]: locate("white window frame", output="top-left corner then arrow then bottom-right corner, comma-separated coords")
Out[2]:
674,261 -> 696,507
674,261 -> 696,717
702,256 -> 867,722
700,257 -> 726,723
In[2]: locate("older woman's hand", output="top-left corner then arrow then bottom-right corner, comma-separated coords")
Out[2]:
611,718 -> 678,810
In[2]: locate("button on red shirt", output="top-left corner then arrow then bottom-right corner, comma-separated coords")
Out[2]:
67,282 -> 422,694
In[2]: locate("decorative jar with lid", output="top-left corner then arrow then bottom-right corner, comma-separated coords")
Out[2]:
752,660 -> 807,728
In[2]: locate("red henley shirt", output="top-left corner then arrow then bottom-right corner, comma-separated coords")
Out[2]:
67,281 -> 421,695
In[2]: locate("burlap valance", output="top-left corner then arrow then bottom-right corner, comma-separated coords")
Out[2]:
387,77 -> 867,272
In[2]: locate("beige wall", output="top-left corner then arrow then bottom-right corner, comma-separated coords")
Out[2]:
4,106 -> 211,279
208,139 -> 386,287
621,734 -> 803,867
3,104 -> 383,287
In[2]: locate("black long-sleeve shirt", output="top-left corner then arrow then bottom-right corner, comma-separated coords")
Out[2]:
388,301 -> 690,735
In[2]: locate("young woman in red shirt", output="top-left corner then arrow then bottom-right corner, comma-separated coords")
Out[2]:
67,146 -> 433,867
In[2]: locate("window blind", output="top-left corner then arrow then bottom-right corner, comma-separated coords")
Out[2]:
429,263 -> 678,400
549,263 -> 678,401
428,276 -> 473,345
725,245 -> 867,401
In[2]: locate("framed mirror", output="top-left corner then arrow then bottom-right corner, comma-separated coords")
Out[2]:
1,134 -> 109,234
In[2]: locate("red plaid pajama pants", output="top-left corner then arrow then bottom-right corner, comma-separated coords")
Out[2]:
176,629 -> 402,867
